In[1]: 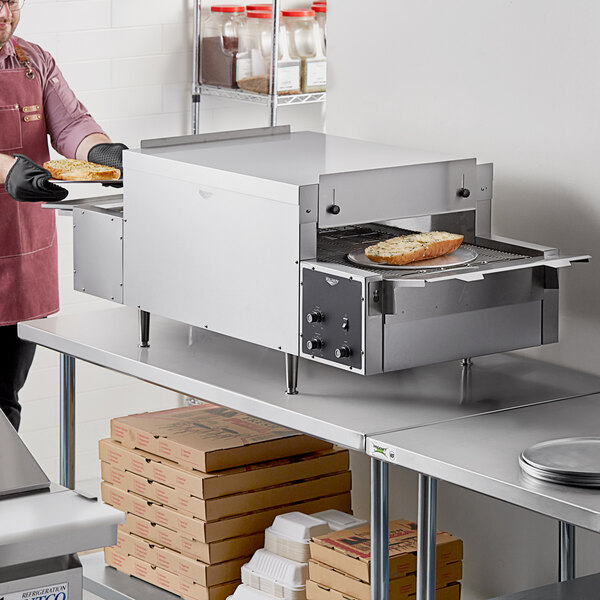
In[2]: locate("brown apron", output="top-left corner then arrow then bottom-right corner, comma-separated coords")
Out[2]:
0,44 -> 58,326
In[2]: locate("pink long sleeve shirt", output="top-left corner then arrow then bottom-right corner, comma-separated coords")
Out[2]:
0,36 -> 106,158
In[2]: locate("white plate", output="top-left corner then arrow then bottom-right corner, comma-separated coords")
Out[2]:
49,178 -> 123,184
347,246 -> 478,270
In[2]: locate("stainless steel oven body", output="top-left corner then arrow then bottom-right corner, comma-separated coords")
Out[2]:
66,126 -> 588,389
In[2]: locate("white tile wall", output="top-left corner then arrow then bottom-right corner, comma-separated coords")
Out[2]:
14,0 -> 325,486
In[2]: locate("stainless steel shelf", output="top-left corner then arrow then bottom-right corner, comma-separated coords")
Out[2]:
18,307 -> 600,452
201,85 -> 326,106
82,553 -> 179,600
369,393 -> 600,533
489,571 -> 600,599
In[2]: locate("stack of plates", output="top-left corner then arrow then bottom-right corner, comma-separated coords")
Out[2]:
519,437 -> 600,487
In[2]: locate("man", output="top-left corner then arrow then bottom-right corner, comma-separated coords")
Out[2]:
0,0 -> 127,430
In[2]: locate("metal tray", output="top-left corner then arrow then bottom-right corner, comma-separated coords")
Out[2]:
519,437 -> 600,487
347,246 -> 478,270
49,179 -> 123,184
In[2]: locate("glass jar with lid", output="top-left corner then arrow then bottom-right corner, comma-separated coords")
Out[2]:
236,11 -> 301,95
246,4 -> 272,11
201,5 -> 245,88
312,4 -> 326,54
283,9 -> 326,93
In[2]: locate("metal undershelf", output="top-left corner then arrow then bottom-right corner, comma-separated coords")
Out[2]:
488,571 -> 600,600
201,84 -> 326,105
82,553 -> 179,600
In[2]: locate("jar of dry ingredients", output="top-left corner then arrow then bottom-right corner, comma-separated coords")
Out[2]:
236,11 -> 301,95
283,9 -> 326,93
201,5 -> 245,88
312,4 -> 326,54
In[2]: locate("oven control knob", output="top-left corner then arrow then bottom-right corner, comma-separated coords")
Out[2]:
457,187 -> 471,198
306,338 -> 323,351
327,204 -> 341,215
307,311 -> 324,324
335,346 -> 351,359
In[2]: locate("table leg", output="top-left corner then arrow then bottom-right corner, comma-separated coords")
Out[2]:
371,458 -> 389,600
60,353 -> 76,490
417,474 -> 437,600
558,521 -> 576,581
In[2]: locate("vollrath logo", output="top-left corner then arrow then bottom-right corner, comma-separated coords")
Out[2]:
325,277 -> 339,286
372,444 -> 396,460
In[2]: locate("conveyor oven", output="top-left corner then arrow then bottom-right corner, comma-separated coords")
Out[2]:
63,126 -> 589,393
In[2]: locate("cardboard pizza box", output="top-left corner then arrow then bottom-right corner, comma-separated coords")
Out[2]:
308,560 -> 462,600
113,529 -> 247,587
105,546 -> 239,600
310,520 -> 463,582
102,479 -> 352,543
99,437 -> 349,499
98,438 -> 350,500
110,404 -> 332,472
101,461 -> 351,521
122,513 -> 264,564
305,579 -> 461,600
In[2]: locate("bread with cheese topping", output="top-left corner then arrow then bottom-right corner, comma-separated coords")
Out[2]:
365,231 -> 464,266
43,159 -> 121,181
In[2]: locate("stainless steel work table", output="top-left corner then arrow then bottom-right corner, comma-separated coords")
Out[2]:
369,393 -> 600,599
18,307 -> 600,600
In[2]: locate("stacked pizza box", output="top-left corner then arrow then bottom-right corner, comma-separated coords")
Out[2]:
100,403 -> 352,600
306,520 -> 463,600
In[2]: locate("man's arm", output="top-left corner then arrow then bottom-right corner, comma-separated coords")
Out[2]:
1,132 -> 126,195
76,133 -> 112,161
0,153 -> 16,184
1,132 -> 111,183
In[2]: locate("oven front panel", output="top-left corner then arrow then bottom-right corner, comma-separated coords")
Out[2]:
301,268 -> 364,370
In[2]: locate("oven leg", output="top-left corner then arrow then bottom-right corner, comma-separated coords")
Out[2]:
60,353 -> 76,490
417,474 -> 438,600
558,521 -> 576,581
460,357 -> 473,404
371,458 -> 389,600
285,353 -> 299,395
139,309 -> 150,348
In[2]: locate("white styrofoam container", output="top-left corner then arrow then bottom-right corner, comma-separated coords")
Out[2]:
264,512 -> 330,562
227,584 -> 280,600
241,549 -> 307,600
311,510 -> 368,532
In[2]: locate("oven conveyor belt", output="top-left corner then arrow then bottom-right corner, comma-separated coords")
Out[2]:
317,224 -> 529,279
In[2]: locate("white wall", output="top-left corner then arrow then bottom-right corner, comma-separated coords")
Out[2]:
326,1 -> 600,598
15,0 -> 324,484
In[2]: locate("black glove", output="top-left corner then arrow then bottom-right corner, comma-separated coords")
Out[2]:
5,154 -> 68,203
88,142 -> 128,188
